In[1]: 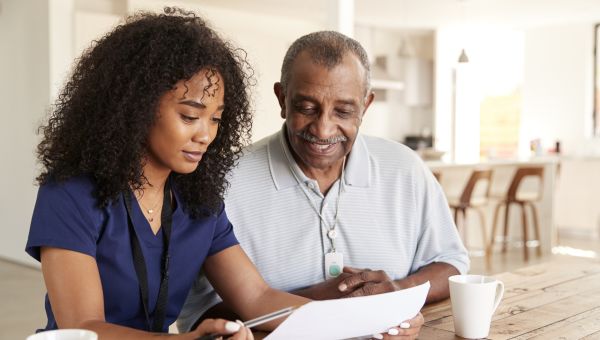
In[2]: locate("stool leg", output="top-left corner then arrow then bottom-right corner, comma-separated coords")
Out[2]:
489,203 -> 503,258
502,202 -> 511,253
462,208 -> 468,249
475,207 -> 490,268
520,202 -> 529,261
453,208 -> 460,228
475,207 -> 488,251
528,202 -> 542,256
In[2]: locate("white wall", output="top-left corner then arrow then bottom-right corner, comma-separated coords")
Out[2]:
128,0 -> 324,141
0,0 -> 324,265
522,23 -> 600,157
0,0 -> 51,266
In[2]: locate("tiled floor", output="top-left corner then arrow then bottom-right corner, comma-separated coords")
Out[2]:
1,235 -> 598,338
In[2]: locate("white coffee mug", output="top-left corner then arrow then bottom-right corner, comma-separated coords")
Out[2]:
449,274 -> 504,339
26,329 -> 98,340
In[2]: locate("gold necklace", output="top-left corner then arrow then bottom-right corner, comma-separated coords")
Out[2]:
138,192 -> 162,222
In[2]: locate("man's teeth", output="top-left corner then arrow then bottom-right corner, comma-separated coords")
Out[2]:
313,143 -> 333,150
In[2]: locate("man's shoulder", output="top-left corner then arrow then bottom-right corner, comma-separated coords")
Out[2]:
227,132 -> 278,187
237,133 -> 276,163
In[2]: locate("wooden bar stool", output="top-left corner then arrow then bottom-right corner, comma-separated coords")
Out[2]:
447,169 -> 493,255
488,166 -> 544,261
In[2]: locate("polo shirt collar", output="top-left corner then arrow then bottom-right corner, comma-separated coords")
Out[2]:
267,125 -> 370,191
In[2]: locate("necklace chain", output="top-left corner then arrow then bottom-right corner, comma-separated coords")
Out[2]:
136,188 -> 163,222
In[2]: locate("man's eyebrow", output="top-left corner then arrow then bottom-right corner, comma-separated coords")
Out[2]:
336,99 -> 358,106
292,94 -> 357,106
178,99 -> 225,111
291,94 -> 317,103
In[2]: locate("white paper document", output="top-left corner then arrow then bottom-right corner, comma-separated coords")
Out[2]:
265,281 -> 430,340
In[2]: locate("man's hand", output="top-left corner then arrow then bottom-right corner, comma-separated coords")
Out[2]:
338,267 -> 400,298
371,313 -> 424,340
293,272 -> 354,300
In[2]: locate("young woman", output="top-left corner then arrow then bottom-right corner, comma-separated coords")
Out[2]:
26,8 -> 307,339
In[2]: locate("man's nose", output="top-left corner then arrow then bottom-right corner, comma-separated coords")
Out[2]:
311,111 -> 337,139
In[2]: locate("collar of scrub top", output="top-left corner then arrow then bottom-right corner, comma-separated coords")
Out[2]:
268,124 -> 371,191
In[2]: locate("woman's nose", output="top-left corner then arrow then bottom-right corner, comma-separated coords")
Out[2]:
192,120 -> 211,144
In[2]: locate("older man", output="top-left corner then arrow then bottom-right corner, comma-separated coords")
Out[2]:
179,31 -> 469,338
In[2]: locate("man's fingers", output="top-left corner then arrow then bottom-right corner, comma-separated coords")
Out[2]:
339,269 -> 390,292
343,266 -> 362,274
338,271 -> 368,292
343,281 -> 396,297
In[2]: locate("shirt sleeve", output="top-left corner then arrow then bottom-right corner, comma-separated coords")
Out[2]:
25,180 -> 100,261
207,203 -> 239,256
410,162 -> 470,275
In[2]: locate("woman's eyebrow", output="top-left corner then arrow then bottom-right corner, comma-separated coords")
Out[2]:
178,99 -> 225,111
178,99 -> 205,109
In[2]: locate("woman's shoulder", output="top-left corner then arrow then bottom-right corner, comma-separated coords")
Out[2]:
38,175 -> 99,207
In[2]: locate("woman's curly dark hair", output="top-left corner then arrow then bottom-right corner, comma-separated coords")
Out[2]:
36,8 -> 254,216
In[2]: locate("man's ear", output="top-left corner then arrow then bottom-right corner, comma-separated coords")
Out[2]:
274,82 -> 287,119
360,91 -> 375,122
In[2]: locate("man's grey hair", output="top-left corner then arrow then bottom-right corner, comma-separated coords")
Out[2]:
280,31 -> 371,95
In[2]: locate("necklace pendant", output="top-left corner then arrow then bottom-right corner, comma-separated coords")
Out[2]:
148,217 -> 154,222
147,209 -> 154,214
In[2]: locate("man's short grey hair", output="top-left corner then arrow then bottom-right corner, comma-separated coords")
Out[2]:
280,31 -> 371,95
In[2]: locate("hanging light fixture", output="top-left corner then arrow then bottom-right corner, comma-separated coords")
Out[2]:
458,48 -> 469,63
457,0 -> 469,63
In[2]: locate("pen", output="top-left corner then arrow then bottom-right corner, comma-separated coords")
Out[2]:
195,306 -> 297,340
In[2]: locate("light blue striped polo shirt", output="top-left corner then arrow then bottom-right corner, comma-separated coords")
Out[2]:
177,127 -> 469,331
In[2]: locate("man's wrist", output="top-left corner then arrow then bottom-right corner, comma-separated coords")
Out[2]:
393,276 -> 415,291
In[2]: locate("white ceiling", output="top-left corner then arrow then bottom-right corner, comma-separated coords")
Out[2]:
185,0 -> 600,29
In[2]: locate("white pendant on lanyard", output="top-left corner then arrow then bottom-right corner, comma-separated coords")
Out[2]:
325,251 -> 343,279
284,150 -> 347,280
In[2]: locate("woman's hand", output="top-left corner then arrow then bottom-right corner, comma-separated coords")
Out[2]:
191,319 -> 254,340
371,313 -> 424,340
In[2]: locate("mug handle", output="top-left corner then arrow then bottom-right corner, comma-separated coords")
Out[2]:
491,280 -> 505,313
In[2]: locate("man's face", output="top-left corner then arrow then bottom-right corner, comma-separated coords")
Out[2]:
275,51 -> 374,174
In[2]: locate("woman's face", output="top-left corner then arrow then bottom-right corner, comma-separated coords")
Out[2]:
145,68 -> 225,176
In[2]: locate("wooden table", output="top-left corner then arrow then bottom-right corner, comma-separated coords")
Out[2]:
421,257 -> 600,339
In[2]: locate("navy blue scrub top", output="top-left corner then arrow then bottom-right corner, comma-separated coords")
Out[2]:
25,176 -> 238,332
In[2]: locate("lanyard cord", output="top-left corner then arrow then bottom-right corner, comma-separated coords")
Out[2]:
123,179 -> 173,332
287,158 -> 346,253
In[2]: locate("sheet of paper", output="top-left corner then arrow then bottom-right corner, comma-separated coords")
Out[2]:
265,281 -> 430,340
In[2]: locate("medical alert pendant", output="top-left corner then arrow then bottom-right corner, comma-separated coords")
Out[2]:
325,252 -> 343,279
